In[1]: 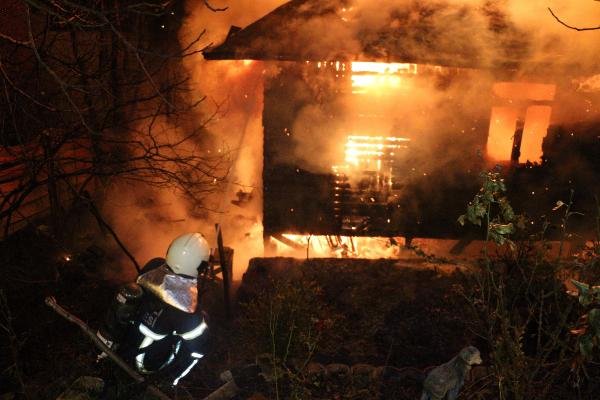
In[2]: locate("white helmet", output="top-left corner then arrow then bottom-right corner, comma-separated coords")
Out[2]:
165,233 -> 210,278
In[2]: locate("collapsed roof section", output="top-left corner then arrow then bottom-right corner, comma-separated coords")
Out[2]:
203,0 -> 542,69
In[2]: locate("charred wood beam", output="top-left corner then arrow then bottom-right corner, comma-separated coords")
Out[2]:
271,233 -> 305,250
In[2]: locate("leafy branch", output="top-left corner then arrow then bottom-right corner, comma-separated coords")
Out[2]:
458,171 -> 525,253
569,280 -> 600,358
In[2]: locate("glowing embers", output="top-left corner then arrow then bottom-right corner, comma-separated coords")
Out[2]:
344,135 -> 410,170
270,234 -> 402,259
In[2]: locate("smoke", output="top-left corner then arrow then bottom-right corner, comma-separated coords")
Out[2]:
261,0 -> 600,173
254,0 -> 600,232
508,1 -> 600,71
217,0 -> 599,72
179,0 -> 285,49
173,0 -> 287,279
103,0 -> 600,277
286,65 -> 494,186
102,1 -> 287,280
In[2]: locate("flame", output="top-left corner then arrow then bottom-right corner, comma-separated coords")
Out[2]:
350,62 -> 417,91
351,62 -> 417,74
487,106 -> 519,162
314,61 -> 418,91
343,135 -> 409,169
216,59 -> 257,77
351,75 -> 404,89
521,106 -> 552,163
270,234 -> 403,259
487,82 -> 556,163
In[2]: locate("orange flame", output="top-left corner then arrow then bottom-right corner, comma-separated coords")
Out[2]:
342,135 -> 409,170
271,234 -> 403,259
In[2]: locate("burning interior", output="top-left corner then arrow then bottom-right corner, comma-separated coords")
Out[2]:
203,0 -> 600,259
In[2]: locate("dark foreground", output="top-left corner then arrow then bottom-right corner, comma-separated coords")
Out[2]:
1,228 -> 599,399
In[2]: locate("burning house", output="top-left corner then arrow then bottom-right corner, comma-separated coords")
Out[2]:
203,0 -> 600,258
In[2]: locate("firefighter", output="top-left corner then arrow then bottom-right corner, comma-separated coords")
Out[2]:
97,232 -> 211,388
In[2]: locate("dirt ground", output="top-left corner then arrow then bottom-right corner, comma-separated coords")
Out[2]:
0,224 -> 484,399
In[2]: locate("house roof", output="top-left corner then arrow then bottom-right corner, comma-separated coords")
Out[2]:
203,0 -> 546,70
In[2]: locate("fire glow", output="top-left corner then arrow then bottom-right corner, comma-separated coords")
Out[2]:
315,61 -> 418,92
267,60 -> 560,262
314,59 -> 556,164
270,234 -> 403,259
487,82 -> 556,164
344,135 -> 410,169
351,61 -> 417,92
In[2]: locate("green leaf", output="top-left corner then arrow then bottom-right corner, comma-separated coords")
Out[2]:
589,309 -> 600,336
498,180 -> 507,192
482,192 -> 494,203
490,223 -> 515,236
466,205 -> 482,226
572,280 -> 592,306
457,215 -> 466,226
572,280 -> 590,294
489,230 -> 506,245
579,334 -> 594,358
498,198 -> 515,222
475,203 -> 487,218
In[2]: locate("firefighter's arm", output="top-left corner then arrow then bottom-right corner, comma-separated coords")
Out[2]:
170,313 -> 209,386
96,282 -> 144,351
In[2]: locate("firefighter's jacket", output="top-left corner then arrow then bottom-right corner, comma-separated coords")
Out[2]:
102,258 -> 208,386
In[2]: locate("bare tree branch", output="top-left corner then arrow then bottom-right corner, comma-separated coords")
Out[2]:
548,7 -> 600,31
203,0 -> 228,12
0,0 -> 231,235
0,32 -> 31,46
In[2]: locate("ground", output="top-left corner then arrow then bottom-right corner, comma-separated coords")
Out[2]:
0,226 -> 598,399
